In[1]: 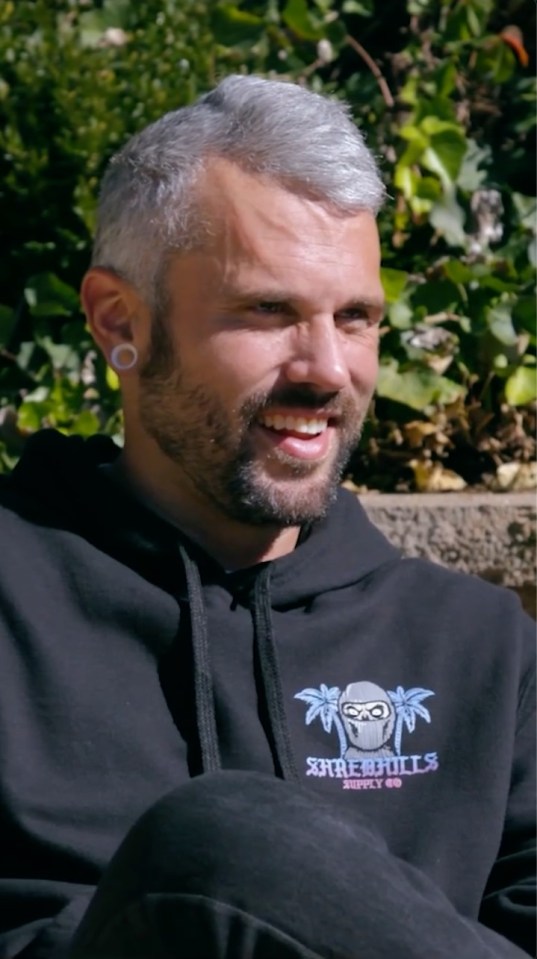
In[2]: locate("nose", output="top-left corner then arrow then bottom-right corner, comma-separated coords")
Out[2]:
283,316 -> 349,393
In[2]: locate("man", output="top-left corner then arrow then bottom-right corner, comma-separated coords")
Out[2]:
0,75 -> 534,959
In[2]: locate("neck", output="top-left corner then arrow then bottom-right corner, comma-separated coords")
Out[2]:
109,448 -> 300,570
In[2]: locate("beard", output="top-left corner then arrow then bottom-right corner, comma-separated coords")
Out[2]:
138,313 -> 370,527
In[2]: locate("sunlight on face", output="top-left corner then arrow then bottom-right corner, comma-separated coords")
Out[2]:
138,160 -> 384,527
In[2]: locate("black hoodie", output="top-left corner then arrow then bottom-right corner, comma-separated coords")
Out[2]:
0,430 -> 534,957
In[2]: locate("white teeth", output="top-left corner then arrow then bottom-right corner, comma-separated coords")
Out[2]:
259,414 -> 328,435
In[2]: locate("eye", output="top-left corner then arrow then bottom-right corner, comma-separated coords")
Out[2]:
368,702 -> 390,719
336,307 -> 371,328
251,301 -> 286,315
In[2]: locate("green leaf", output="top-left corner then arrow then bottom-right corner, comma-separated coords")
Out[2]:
377,361 -> 465,411
210,3 -> 265,46
14,342 -> 37,373
78,0 -> 131,46
24,273 -> 79,318
310,0 -> 332,12
475,41 -> 516,85
443,260 -> 474,285
512,193 -> 537,232
478,275 -> 518,295
407,0 -> 435,13
466,4 -> 484,37
387,299 -> 414,330
282,0 -> 324,39
399,123 -> 427,146
505,366 -> 537,406
411,279 -> 461,315
487,303 -> 518,347
71,410 -> 100,436
399,77 -> 418,107
341,0 -> 373,14
456,139 -> 490,191
423,129 -> 467,186
444,0 -> 493,41
381,268 -> 408,304
420,116 -> 459,137
429,193 -> 466,247
414,176 -> 442,202
106,366 -> 120,391
434,63 -> 458,98
17,398 -> 50,432
493,353 -> 509,371
36,336 -> 75,370
20,386 -> 49,404
513,296 -> 537,337
325,18 -> 347,45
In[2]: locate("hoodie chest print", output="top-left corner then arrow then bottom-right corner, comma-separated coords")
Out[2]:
294,680 -> 439,791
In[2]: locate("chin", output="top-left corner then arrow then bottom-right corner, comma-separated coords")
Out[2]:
228,472 -> 340,528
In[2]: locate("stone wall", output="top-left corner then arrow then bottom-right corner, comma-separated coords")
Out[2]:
361,491 -> 536,618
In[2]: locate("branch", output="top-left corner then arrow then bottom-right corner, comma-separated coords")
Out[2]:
345,34 -> 394,108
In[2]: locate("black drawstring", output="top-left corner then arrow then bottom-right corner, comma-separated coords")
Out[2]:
179,544 -> 221,775
252,566 -> 299,782
180,545 -> 298,781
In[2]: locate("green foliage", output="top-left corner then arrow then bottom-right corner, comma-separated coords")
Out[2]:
0,0 -> 535,488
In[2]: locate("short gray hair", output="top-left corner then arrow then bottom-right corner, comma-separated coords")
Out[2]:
91,74 -> 385,308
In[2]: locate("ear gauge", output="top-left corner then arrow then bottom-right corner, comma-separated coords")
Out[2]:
110,343 -> 138,371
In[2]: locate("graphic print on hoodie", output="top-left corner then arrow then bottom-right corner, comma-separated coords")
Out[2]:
0,429 -> 534,957
294,678 -> 439,791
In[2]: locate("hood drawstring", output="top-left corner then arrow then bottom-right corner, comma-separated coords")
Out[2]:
252,566 -> 299,782
180,545 -> 298,781
179,544 -> 221,775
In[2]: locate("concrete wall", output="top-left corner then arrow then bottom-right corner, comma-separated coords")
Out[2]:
361,491 -> 536,618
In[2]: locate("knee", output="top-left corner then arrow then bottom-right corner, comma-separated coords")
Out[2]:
116,769 -> 352,899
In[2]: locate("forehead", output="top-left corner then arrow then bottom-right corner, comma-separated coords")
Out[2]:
190,158 -> 382,297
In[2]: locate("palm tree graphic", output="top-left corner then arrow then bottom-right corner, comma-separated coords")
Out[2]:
387,686 -> 435,756
294,684 -> 347,758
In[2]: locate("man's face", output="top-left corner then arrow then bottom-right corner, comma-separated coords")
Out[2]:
138,159 -> 384,527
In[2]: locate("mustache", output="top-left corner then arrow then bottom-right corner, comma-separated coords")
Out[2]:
253,387 -> 344,417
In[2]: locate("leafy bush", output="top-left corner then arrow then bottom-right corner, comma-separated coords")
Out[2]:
0,0 -> 535,490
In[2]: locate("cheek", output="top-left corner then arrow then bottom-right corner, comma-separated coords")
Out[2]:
198,333 -> 282,393
348,338 -> 380,392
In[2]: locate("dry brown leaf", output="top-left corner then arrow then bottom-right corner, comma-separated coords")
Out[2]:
410,459 -> 467,492
490,461 -> 537,491
402,421 -> 438,448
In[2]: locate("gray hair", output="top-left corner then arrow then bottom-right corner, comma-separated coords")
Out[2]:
91,73 -> 385,308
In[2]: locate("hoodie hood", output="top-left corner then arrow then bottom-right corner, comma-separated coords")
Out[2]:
4,430 -> 401,782
5,429 -> 400,605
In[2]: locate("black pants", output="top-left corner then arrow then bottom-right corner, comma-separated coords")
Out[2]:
69,770 -> 524,959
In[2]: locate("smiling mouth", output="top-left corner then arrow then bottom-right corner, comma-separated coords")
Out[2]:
257,413 -> 331,438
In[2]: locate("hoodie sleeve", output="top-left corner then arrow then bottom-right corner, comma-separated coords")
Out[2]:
479,662 -> 536,957
0,884 -> 94,959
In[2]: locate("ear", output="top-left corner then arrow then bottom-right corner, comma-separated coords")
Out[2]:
81,268 -> 151,365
